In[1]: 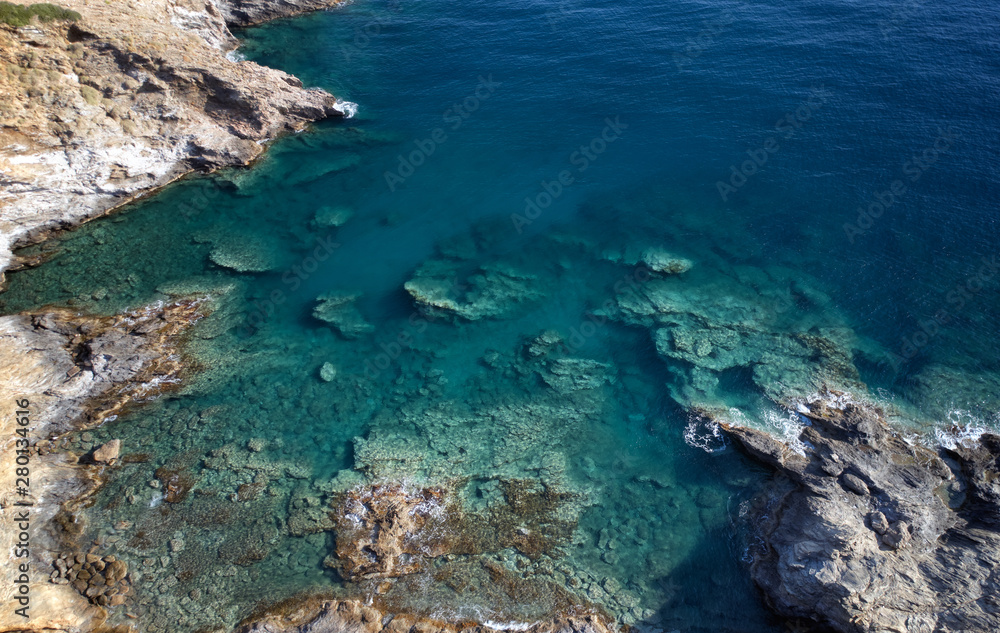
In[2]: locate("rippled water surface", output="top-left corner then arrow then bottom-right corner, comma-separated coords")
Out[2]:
2,0 -> 999,630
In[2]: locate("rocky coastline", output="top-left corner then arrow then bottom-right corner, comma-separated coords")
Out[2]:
0,297 -> 207,631
723,391 -> 1000,633
2,1 -> 999,633
0,0 -> 348,630
0,0 -> 352,284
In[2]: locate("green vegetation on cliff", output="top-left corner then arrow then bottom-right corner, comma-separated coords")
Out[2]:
0,2 -> 80,27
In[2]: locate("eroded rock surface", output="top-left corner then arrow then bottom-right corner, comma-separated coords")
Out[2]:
724,391 -> 1000,633
333,484 -> 451,579
0,0 -> 349,282
0,297 -> 205,632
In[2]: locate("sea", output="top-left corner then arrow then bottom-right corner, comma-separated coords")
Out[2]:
2,0 -> 998,630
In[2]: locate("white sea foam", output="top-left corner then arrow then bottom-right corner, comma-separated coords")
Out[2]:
933,411 -> 992,450
481,620 -> 539,632
760,405 -> 810,455
682,415 -> 727,453
226,50 -> 246,63
149,491 -> 164,508
334,99 -> 359,118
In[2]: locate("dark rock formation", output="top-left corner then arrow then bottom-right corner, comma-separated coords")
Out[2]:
724,391 -> 1000,633
216,0 -> 343,27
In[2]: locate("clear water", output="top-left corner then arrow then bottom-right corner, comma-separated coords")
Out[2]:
2,0 -> 999,630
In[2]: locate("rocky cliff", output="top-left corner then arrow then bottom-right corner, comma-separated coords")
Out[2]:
725,391 -> 1000,633
0,0 -> 349,284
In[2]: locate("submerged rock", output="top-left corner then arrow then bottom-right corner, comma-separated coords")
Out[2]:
724,389 -> 1000,633
640,247 -> 692,275
209,236 -> 279,273
92,439 -> 121,464
611,270 -> 867,409
319,362 -> 338,382
405,260 -> 545,321
312,292 -> 374,338
313,205 -> 354,228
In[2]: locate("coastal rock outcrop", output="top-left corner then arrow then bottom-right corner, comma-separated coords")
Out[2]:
0,297 -> 205,632
724,390 -> 1000,633
0,0 -> 350,284
216,0 -> 344,27
237,596 -> 617,633
333,483 -> 451,580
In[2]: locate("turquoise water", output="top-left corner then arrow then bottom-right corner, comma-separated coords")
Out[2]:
3,0 -> 1000,630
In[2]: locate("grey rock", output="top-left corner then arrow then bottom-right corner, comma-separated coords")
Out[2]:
724,390 -> 1000,633
840,472 -> 869,496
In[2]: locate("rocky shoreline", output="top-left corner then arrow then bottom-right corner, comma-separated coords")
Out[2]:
723,391 -> 1000,633
0,0 -> 352,284
0,298 -> 207,631
0,0 -> 349,630
2,1 -> 999,633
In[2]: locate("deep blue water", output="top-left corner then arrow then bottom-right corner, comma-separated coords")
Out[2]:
2,0 -> 999,630
235,0 -> 1000,402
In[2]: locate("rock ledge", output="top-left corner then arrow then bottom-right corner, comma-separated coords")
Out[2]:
724,391 -> 1000,633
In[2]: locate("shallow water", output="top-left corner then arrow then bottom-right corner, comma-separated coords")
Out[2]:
2,0 -> 999,630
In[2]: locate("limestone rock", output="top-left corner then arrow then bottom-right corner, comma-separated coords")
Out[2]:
639,248 -> 692,275
209,236 -> 279,272
92,439 -> 121,463
319,362 -> 337,382
405,260 -> 545,321
313,205 -> 354,228
313,292 -> 373,338
236,597 -> 618,633
0,0 -> 349,284
333,484 -> 451,579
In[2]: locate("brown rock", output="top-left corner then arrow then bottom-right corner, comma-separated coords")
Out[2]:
105,560 -> 128,584
93,439 -> 121,463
